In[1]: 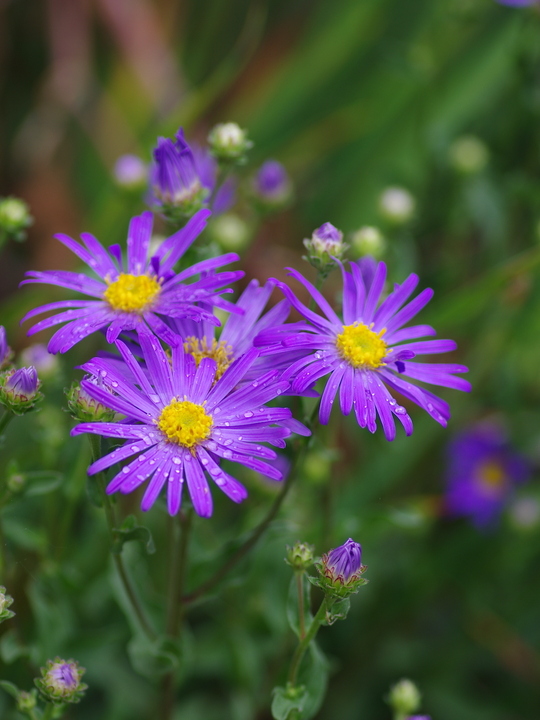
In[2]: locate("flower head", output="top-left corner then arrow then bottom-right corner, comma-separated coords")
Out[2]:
0,326 -> 13,369
445,422 -> 530,528
21,210 -> 243,353
35,658 -> 87,704
72,332 -> 309,517
252,160 -> 292,208
114,154 -> 147,189
256,261 -> 470,439
0,367 -> 42,414
313,538 -> 367,598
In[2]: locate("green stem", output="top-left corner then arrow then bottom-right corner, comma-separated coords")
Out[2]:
183,402 -> 319,604
287,597 -> 330,687
0,409 -> 14,437
88,436 -> 156,642
296,572 -> 306,641
308,272 -> 327,311
42,704 -> 56,720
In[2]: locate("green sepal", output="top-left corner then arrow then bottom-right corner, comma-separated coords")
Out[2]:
111,515 -> 156,555
324,597 -> 350,625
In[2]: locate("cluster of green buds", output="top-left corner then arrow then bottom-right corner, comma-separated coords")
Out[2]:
35,658 -> 87,705
286,541 -> 315,572
303,222 -> 347,278
208,122 -> 252,164
65,378 -> 116,423
310,538 -> 368,599
0,366 -> 42,415
0,196 -> 33,245
0,586 -> 15,623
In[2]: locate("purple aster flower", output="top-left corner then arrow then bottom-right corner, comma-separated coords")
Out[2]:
21,210 -> 244,353
255,261 -> 470,439
71,332 -> 310,517
0,326 -> 12,369
253,160 -> 292,206
445,422 -> 530,528
114,154 -> 147,189
324,538 -> 362,582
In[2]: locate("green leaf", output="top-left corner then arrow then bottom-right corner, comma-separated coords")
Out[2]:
297,643 -> 330,720
0,680 -> 20,699
127,633 -> 183,678
325,597 -> 350,625
0,629 -> 31,664
271,684 -> 307,720
111,515 -> 156,555
25,472 -> 63,496
286,574 -> 313,639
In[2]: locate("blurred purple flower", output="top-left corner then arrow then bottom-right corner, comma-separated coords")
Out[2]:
445,423 -> 530,528
114,155 -> 147,188
0,326 -> 11,368
495,0 -> 536,6
253,160 -> 291,206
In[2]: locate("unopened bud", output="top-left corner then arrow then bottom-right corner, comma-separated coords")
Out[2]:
0,366 -> 42,415
252,160 -> 293,210
65,379 -> 116,423
209,213 -> 251,252
303,222 -> 347,277
449,135 -> 489,174
286,541 -> 315,571
351,226 -> 386,259
312,538 -> 368,598
379,187 -> 415,224
17,691 -> 37,713
388,679 -> 422,717
208,122 -> 252,162
35,658 -> 87,704
0,196 -> 33,242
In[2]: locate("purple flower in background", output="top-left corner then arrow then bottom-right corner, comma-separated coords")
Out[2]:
445,422 -> 530,528
256,261 -> 470,439
0,326 -> 12,369
72,332 -> 310,517
495,0 -> 536,6
21,210 -> 244,353
324,538 -> 362,582
20,344 -> 58,378
253,160 -> 292,206
113,154 -> 147,189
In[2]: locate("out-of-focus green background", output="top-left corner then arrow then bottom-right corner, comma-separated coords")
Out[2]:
1,1 -> 540,719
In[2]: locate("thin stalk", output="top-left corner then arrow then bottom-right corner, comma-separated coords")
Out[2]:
296,572 -> 306,641
0,409 -> 14,437
42,704 -> 56,720
88,436 -> 156,642
183,402 -> 319,604
287,597 -> 329,687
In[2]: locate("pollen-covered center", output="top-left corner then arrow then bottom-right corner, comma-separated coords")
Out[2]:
157,399 -> 212,448
336,322 -> 387,369
477,460 -> 506,491
184,336 -> 233,380
104,273 -> 160,313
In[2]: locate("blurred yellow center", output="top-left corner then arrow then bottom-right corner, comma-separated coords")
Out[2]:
184,336 -> 233,380
477,461 -> 505,490
104,274 -> 160,313
157,400 -> 212,448
336,323 -> 387,369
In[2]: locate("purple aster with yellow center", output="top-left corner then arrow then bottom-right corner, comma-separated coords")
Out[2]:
256,260 -> 470,439
21,209 -> 243,353
445,423 -> 530,528
71,332 -> 310,517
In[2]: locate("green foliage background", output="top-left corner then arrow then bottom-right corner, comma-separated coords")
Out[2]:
1,0 -> 540,718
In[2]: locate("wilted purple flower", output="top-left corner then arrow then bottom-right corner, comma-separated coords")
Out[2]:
114,154 -> 147,189
0,326 -> 12,369
445,423 -> 530,528
324,538 -> 362,581
256,261 -> 470,439
21,210 -> 243,353
35,658 -> 87,704
253,160 -> 292,206
71,332 -> 309,517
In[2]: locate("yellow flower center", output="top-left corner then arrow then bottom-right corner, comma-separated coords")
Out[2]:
103,274 -> 160,313
477,460 -> 506,490
183,337 -> 233,380
335,323 -> 387,369
157,399 -> 212,448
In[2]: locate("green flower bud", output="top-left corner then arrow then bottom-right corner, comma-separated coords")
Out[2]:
208,122 -> 252,162
209,213 -> 251,252
35,658 -> 87,704
65,379 -> 116,423
379,187 -> 415,224
0,196 -> 33,242
17,690 -> 38,713
351,226 -> 386,259
388,678 -> 422,717
449,135 -> 489,175
286,541 -> 315,571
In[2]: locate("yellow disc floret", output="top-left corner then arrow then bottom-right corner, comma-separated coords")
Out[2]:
336,322 -> 388,369
157,399 -> 212,448
477,460 -> 506,491
104,274 -> 160,313
183,336 -> 233,380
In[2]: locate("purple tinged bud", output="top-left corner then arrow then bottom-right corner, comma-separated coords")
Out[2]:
253,160 -> 292,206
311,223 -> 344,254
113,154 -> 147,188
324,538 -> 362,581
6,367 -> 39,399
35,657 -> 87,704
66,378 -> 116,423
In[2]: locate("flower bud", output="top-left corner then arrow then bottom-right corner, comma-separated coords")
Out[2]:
252,160 -> 292,209
20,344 -> 59,380
0,366 -> 42,415
209,213 -> 251,252
113,154 -> 148,189
379,187 -> 415,224
65,378 -> 116,423
286,541 -> 315,571
351,226 -> 386,259
312,538 -> 367,598
0,586 -> 15,623
17,691 -> 37,713
0,196 -> 33,242
303,222 -> 347,277
388,679 -> 422,717
208,122 -> 252,162
449,135 -> 489,174
35,658 -> 87,704
151,128 -> 208,220
0,326 -> 13,370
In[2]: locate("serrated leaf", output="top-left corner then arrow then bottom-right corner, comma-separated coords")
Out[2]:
111,515 -> 155,555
